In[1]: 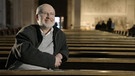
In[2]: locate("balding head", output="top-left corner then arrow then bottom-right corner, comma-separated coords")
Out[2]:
36,4 -> 55,15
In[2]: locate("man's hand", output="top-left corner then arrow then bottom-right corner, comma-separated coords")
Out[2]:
55,53 -> 63,67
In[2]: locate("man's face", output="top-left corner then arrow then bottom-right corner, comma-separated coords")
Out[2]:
37,5 -> 55,28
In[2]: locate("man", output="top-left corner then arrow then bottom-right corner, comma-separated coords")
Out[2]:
5,3 -> 69,70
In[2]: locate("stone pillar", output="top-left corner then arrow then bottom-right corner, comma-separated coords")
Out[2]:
126,0 -> 135,28
67,0 -> 81,30
0,0 -> 6,28
74,0 -> 81,29
10,0 -> 37,28
67,0 -> 74,29
21,0 -> 38,27
10,0 -> 22,28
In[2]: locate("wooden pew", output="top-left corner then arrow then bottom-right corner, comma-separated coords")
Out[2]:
67,58 -> 135,63
62,30 -> 135,70
1,50 -> 135,70
0,40 -> 135,70
68,47 -> 135,52
0,35 -> 15,38
0,30 -> 135,71
0,46 -> 135,52
0,69 -> 135,76
68,43 -> 135,48
67,40 -> 135,45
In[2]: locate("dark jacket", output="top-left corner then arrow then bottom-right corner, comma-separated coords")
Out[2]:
5,24 -> 69,69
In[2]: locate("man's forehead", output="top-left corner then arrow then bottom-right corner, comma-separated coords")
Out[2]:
42,4 -> 55,12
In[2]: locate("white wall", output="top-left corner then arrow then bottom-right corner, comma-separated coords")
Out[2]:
80,0 -> 135,30
126,0 -> 135,29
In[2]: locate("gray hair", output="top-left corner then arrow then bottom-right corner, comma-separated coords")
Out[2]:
36,4 -> 55,15
36,5 -> 43,15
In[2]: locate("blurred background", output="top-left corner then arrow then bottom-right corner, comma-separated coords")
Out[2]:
0,0 -> 135,31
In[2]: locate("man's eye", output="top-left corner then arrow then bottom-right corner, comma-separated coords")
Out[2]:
41,12 -> 55,16
42,12 -> 47,14
50,13 -> 55,15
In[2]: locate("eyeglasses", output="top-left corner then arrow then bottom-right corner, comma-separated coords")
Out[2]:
40,11 -> 55,17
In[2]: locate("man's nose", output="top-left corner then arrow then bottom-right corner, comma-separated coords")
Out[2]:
46,13 -> 50,18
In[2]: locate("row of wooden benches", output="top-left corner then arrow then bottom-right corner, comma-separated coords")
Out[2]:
0,27 -> 21,36
0,27 -> 134,37
113,30 -> 135,37
0,31 -> 135,70
63,30 -> 135,71
0,30 -> 135,76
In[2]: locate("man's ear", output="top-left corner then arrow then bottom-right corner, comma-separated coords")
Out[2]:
35,14 -> 39,21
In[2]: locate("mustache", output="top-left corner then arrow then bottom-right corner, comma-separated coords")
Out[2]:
45,18 -> 54,22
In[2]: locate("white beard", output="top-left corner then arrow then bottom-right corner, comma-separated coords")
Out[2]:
44,22 -> 55,28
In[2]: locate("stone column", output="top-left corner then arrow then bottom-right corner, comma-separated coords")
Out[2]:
67,0 -> 81,30
67,0 -> 74,29
10,0 -> 37,28
10,0 -> 22,28
21,0 -> 38,27
126,0 -> 135,28
0,0 -> 6,28
74,0 -> 81,30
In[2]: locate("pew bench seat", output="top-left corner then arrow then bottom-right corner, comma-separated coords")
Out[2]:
0,69 -> 135,75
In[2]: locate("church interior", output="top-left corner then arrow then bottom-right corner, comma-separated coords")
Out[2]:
0,0 -> 135,75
